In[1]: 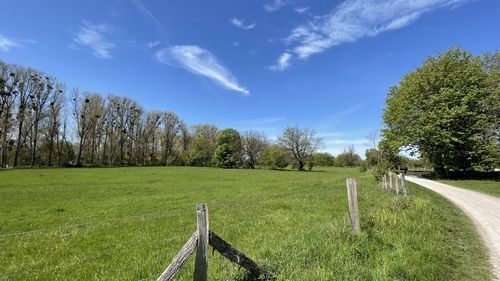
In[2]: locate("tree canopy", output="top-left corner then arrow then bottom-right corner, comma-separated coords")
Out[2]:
382,47 -> 499,175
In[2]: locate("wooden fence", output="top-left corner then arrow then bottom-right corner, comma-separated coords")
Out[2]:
157,176 -> 408,280
156,203 -> 273,281
382,172 -> 409,196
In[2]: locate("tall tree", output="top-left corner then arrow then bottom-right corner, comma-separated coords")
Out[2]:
215,128 -> 243,168
382,48 -> 498,175
161,112 -> 180,165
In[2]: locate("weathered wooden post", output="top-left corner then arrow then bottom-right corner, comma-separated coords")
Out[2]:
346,178 -> 360,233
194,203 -> 209,281
389,172 -> 393,191
401,173 -> 408,196
157,232 -> 198,281
395,174 -> 401,195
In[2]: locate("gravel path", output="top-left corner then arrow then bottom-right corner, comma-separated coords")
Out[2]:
406,176 -> 500,280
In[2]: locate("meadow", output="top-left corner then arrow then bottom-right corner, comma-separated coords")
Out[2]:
439,179 -> 500,197
0,167 -> 492,280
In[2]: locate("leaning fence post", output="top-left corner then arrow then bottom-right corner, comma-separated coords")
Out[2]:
194,203 -> 209,281
346,178 -> 360,233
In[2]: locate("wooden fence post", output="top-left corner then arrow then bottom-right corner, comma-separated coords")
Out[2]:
346,178 -> 360,233
194,203 -> 209,281
401,173 -> 408,196
395,174 -> 400,195
389,173 -> 393,191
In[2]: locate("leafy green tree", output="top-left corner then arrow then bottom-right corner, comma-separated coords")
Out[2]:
335,145 -> 362,167
313,152 -> 335,166
260,145 -> 289,169
382,48 -> 498,175
184,137 -> 214,167
214,128 -> 242,168
365,148 -> 380,168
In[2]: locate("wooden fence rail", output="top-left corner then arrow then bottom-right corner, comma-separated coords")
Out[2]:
156,204 -> 273,281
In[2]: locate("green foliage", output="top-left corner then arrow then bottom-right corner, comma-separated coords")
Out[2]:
365,148 -> 380,168
336,146 -> 362,167
260,145 -> 289,169
214,128 -> 243,168
0,167 -> 491,280
313,152 -> 335,166
382,47 -> 499,175
184,137 -> 214,167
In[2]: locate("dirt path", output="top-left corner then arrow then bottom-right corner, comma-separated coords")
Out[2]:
406,176 -> 500,280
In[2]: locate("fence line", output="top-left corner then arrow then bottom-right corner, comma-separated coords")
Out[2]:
381,171 -> 409,196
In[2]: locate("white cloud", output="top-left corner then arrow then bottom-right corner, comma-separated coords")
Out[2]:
156,45 -> 250,95
275,0 -> 472,69
294,6 -> 310,14
147,40 -> 161,48
0,35 -> 23,52
270,52 -> 292,71
263,0 -> 288,12
73,21 -> 115,59
230,17 -> 256,30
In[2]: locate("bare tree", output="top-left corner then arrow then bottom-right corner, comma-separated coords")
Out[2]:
277,126 -> 322,171
193,124 -> 218,143
161,112 -> 180,165
242,130 -> 268,169
0,63 -> 18,168
46,83 -> 65,166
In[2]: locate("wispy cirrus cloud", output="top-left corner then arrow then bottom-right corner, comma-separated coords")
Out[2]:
73,21 -> 115,59
263,0 -> 288,12
270,52 -> 292,71
156,45 -> 250,95
230,17 -> 256,30
147,40 -> 161,49
0,34 -> 35,52
273,0 -> 473,70
294,6 -> 310,14
0,35 -> 23,52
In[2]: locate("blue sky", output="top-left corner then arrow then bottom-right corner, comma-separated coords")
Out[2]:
1,0 -> 499,155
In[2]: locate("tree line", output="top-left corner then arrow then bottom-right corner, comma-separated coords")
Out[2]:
0,59 -> 368,170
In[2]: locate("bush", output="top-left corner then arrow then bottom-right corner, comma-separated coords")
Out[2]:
260,145 -> 289,169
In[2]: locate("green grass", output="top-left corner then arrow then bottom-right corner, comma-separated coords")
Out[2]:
0,167 -> 492,280
438,179 -> 500,197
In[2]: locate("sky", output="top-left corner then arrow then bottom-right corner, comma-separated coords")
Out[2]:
1,0 -> 499,156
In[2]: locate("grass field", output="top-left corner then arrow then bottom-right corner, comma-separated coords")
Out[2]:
0,167 -> 492,280
439,179 -> 500,197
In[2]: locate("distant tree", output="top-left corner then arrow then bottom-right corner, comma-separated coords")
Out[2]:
185,136 -> 214,167
214,128 -> 242,168
313,152 -> 335,167
365,148 -> 380,168
277,126 -> 322,171
242,130 -> 268,169
193,124 -> 218,143
260,145 -> 289,169
336,145 -> 362,167
160,112 -> 180,165
0,63 -> 18,168
382,47 -> 498,175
